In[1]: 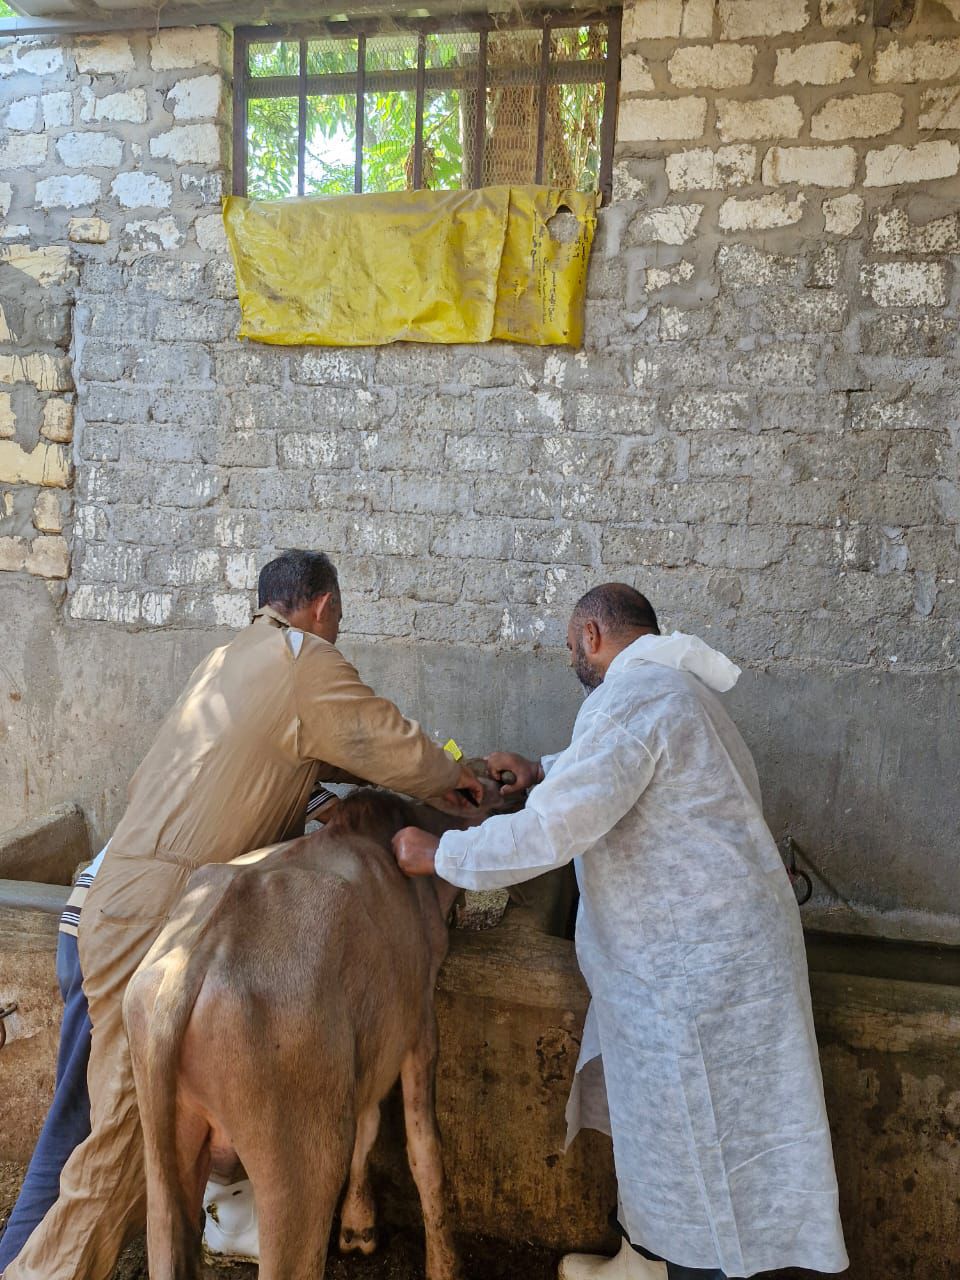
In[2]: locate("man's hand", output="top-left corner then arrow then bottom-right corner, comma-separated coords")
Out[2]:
485,751 -> 544,797
440,762 -> 484,812
393,826 -> 440,877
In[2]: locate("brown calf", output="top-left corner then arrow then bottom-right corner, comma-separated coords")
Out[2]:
123,784 -> 505,1280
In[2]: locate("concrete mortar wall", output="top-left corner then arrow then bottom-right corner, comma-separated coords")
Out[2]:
0,3 -> 957,938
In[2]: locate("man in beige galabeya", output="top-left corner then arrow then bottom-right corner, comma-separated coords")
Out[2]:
3,548 -> 480,1280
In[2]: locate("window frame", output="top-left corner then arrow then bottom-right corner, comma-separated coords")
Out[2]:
232,8 -> 622,204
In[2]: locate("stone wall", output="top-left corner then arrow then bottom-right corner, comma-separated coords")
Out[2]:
0,3 -> 957,937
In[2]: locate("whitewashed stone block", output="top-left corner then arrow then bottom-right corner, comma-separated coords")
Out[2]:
632,204 -> 704,244
811,93 -> 903,140
774,41 -> 860,84
719,0 -> 809,39
618,96 -> 708,140
73,36 -> 136,73
820,0 -> 864,25
665,144 -> 756,189
68,217 -> 110,243
863,140 -> 959,186
4,96 -> 40,131
56,131 -> 123,168
623,0 -> 684,40
122,218 -> 184,252
621,52 -> 655,91
919,88 -> 960,130
149,123 -> 222,165
872,38 -> 960,84
718,191 -> 805,230
822,193 -> 863,235
168,74 -> 223,120
0,133 -> 47,168
42,92 -> 72,129
80,87 -> 148,124
861,262 -> 947,307
150,28 -> 223,70
36,175 -> 101,209
716,96 -> 802,141
762,145 -> 857,186
111,172 -> 173,210
668,43 -> 755,88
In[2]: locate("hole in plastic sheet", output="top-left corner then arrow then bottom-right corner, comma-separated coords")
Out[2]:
545,207 -> 580,243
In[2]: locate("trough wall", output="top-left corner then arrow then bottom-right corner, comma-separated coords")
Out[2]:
0,1 -> 958,938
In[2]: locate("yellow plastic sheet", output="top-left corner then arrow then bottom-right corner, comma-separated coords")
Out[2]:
222,186 -> 597,348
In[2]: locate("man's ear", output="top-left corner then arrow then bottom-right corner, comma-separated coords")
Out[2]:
583,619 -> 603,655
312,592 -> 333,623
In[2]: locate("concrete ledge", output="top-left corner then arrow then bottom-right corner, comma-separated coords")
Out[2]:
0,802 -> 90,886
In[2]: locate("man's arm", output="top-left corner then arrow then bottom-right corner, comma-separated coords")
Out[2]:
397,709 -> 658,888
294,642 -> 479,803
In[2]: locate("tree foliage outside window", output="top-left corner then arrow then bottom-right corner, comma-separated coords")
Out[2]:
238,18 -> 617,203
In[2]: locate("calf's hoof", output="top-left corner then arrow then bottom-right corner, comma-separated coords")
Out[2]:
339,1224 -> 379,1255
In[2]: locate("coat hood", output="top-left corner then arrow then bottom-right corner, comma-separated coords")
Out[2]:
607,631 -> 741,693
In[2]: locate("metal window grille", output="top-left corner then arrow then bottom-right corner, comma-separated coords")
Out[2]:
233,10 -> 621,204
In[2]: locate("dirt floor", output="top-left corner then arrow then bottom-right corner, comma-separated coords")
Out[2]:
1,1161 -> 559,1280
0,1162 -> 821,1279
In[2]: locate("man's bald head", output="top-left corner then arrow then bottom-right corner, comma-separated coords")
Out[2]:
567,583 -> 660,691
571,583 -> 660,638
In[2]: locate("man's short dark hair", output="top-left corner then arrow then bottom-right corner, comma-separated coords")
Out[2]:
258,550 -> 339,613
572,583 -> 660,636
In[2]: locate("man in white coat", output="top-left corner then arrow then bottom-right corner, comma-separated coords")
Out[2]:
393,584 -> 848,1280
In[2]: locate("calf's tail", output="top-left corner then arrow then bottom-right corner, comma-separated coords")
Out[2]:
125,908 -> 224,1278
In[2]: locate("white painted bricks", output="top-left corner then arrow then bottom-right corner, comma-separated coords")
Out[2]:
863,141 -> 960,187
167,75 -> 223,121
111,172 -> 173,210
919,88 -> 960,131
55,131 -> 124,168
669,43 -> 756,88
762,145 -> 857,186
36,175 -> 101,209
719,0 -> 810,40
811,93 -> 903,140
872,39 -> 960,84
149,28 -> 223,70
80,87 -> 148,125
823,193 -> 863,235
665,145 -> 756,190
73,36 -> 135,74
149,124 -> 221,165
623,0 -> 715,41
774,41 -> 860,84
719,191 -> 806,230
619,96 -> 708,141
717,96 -> 803,141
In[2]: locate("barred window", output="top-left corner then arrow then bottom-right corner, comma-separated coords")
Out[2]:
233,11 -> 621,204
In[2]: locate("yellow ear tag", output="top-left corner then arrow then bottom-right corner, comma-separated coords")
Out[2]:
443,738 -> 463,761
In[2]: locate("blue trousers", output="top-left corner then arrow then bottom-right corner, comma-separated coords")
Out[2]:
0,933 -> 92,1271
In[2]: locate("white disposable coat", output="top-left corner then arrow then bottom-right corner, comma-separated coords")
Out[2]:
435,633 -> 848,1278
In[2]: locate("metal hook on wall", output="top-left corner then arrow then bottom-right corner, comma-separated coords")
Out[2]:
778,836 -> 813,906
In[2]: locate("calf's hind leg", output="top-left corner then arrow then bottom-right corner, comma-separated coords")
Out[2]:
249,1106 -> 355,1280
339,1101 -> 381,1255
400,1026 -> 460,1280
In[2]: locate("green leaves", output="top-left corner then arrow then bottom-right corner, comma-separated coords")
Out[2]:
242,23 -> 608,200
